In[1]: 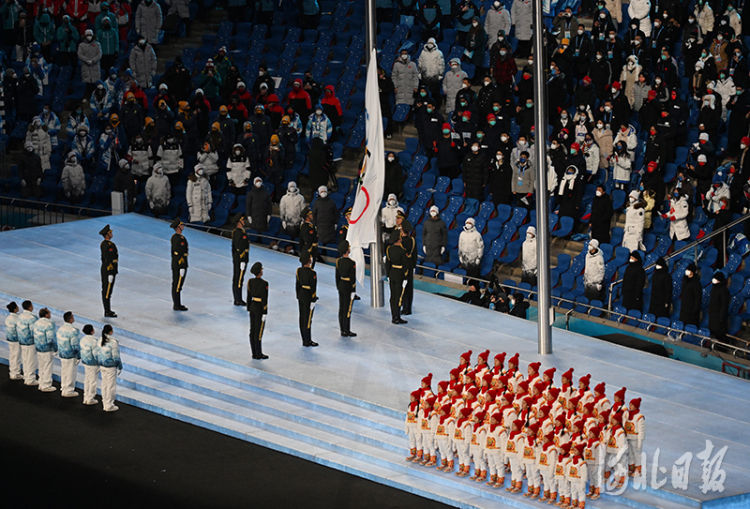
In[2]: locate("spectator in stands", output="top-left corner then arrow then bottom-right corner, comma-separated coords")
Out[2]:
664,189 -> 690,242
510,148 -> 535,207
166,0 -> 191,36
61,152 -> 85,202
145,163 -> 170,215
622,191 -> 646,252
417,38 -> 444,107
709,272 -> 729,342
33,9 -> 55,61
320,85 -> 342,131
509,292 -> 529,319
71,124 -> 95,170
584,239 -> 605,301
521,226 -> 537,285
25,117 -> 51,173
129,133 -> 153,183
418,0 -> 441,42
90,82 -> 114,126
678,263 -> 701,327
305,105 -> 332,145
511,0 -> 533,57
265,134 -> 284,198
706,178 -> 731,214
648,257 -> 672,319
463,141 -> 487,200
280,181 -> 306,239
435,123 -> 461,178
246,177 -> 272,232
286,78 -> 312,124
227,143 -> 251,194
621,251 -> 645,312
381,194 -> 399,242
113,158 -> 136,209
556,165 -> 583,222
422,205 -> 446,266
384,152 -> 404,199
156,132 -> 183,186
78,29 -> 102,95
14,11 -> 32,62
186,165 -> 212,223
377,67 -> 395,137
485,2 -> 510,50
442,58 -> 466,114
55,15 -> 79,66
392,49 -> 419,108
464,17 -> 487,81
313,185 -> 337,246
129,37 -> 157,89
198,60 -> 222,106
97,16 -> 118,72
135,0 -> 162,45
590,185 -> 613,244
458,217 -> 483,278
1,0 -> 22,47
19,142 -> 42,198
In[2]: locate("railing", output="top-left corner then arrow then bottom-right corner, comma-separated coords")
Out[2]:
607,212 -> 750,311
0,196 -> 111,230
183,220 -> 750,359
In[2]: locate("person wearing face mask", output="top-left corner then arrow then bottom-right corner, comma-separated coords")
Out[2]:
646,257 -> 672,319
475,75 -> 502,119
619,56 -> 642,109
145,163 -> 170,215
422,205 -> 447,265
417,37 -> 445,101
246,176 -> 272,233
61,151 -> 86,202
631,72 -> 651,113
435,123 -> 462,178
226,143 -> 250,194
454,0 -> 477,45
694,0 -> 714,42
186,164 -> 212,223
556,164 -> 582,221
485,2 -> 510,50
18,142 -> 42,198
621,251 -> 645,312
128,37 -> 156,89
511,147 -> 536,207
622,191 -> 646,252
627,0 -> 651,38
458,217 -> 484,278
311,184 -> 337,246
589,51 -> 613,101
381,193 -> 400,242
589,185 -> 613,243
708,271 -> 729,343
135,0 -> 162,45
77,29 -> 102,95
510,0 -> 533,57
582,135 -> 600,182
443,58 -> 468,113
278,181 -> 306,240
583,239 -> 605,300
305,105 -> 333,147
679,262 -> 702,327
709,33 -> 730,73
463,142 -> 487,200
521,226 -> 537,285
705,177 -> 731,214
417,100 -> 444,154
486,149 -> 511,206
465,16 -> 488,81
738,137 -> 750,182
384,151 -> 405,199
610,141 -> 631,190
715,70 -> 736,121
490,41 -> 516,98
452,109 -> 476,150
392,50 -> 419,107
547,138 -> 567,181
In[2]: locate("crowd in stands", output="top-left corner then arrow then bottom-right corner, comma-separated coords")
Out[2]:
2,0 -> 750,343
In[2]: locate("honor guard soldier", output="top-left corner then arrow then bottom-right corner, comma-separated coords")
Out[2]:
170,219 -> 189,311
247,262 -> 269,359
99,224 -> 118,317
335,241 -> 357,337
337,207 -> 352,246
400,219 -> 416,316
231,214 -> 250,306
299,207 -> 319,268
386,233 -> 409,324
296,252 -> 319,347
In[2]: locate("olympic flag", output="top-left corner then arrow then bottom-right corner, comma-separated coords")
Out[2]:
347,48 -> 385,284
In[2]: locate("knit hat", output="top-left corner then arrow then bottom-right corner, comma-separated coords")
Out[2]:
429,205 -> 439,215
507,353 -> 519,367
629,398 -> 642,412
528,362 -> 541,374
460,350 -> 472,364
561,368 -> 574,382
477,349 -> 490,363
589,238 -> 599,250
543,367 -> 556,380
494,352 -> 506,365
594,382 -> 606,395
611,81 -> 621,91
421,373 -> 433,387
579,373 -> 591,388
613,387 -> 627,401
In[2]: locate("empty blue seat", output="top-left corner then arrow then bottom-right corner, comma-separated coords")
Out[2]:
552,216 -> 574,238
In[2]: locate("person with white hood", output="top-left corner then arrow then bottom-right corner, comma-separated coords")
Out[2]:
619,56 -> 642,109
32,307 -> 57,392
25,116 -> 52,172
622,190 -> 646,252
156,133 -> 183,185
56,311 -> 81,398
145,162 -> 171,216
382,193 -> 400,243
714,70 -> 736,122
79,324 -> 100,405
484,1 -> 511,49
312,185 -> 338,245
705,179 -> 731,214
611,141 -> 632,190
95,324 -> 122,412
613,124 -> 637,162
417,37 -> 444,103
584,239 -> 606,300
226,143 -> 251,194
60,152 -> 86,201
627,0 -> 652,38
458,217 -> 484,277
5,301 -> 23,381
16,300 -> 38,386
197,141 -> 219,179
422,205 -> 447,265
280,181 -> 306,238
442,58 -> 468,113
186,165 -> 212,223
128,133 -> 153,181
664,189 -> 690,241
392,48 -> 420,106
521,226 -> 537,285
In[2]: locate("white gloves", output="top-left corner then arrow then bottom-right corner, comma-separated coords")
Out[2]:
108,275 -> 114,283
423,246 -> 427,254
21,179 -> 27,187
441,247 -> 445,254
247,216 -> 252,224
402,280 -> 408,288
261,315 -> 266,323
282,221 -> 287,229
240,262 -> 246,271
267,215 -> 270,223
310,302 -> 315,311
179,268 -> 185,277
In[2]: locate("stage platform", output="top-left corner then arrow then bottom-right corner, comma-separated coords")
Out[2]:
0,214 -> 749,509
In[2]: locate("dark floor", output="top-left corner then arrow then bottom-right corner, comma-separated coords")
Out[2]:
0,364 -> 453,509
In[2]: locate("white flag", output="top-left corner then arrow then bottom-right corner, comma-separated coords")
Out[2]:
346,49 -> 386,284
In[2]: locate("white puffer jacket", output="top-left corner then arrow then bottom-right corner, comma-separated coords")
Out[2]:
156,139 -> 183,174
145,166 -> 171,210
186,174 -> 212,223
128,144 -> 153,177
695,2 -> 714,36
458,223 -> 484,266
628,0 -> 652,37
197,150 -> 219,176
584,249 -> 605,289
417,39 -> 445,80
622,192 -> 645,252
25,124 -> 52,171
613,125 -> 637,161
226,149 -> 251,189
382,194 -> 399,229
705,183 -> 731,213
583,141 -> 600,175
667,195 -> 690,241
60,157 -> 85,198
279,187 -> 306,227
442,58 -> 468,113
522,227 -> 537,274
484,4 -> 511,47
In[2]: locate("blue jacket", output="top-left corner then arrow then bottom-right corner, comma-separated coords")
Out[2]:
16,310 -> 37,346
56,323 -> 81,359
305,113 -> 332,143
33,317 -> 57,353
4,312 -> 19,342
95,337 -> 122,369
80,335 -> 99,366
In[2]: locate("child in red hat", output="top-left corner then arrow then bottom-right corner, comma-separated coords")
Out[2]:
566,441 -> 588,509
592,382 -> 611,418
559,367 -> 575,406
505,353 -> 522,393
604,411 -> 628,488
470,411 -> 488,481
420,395 -> 438,466
521,422 -> 541,498
505,419 -> 524,493
537,432 -> 558,502
474,349 -> 490,385
611,386 -> 627,414
454,407 -> 474,477
435,403 -> 456,472
405,389 -> 422,460
485,412 -> 505,487
584,425 -> 605,500
553,442 -> 572,506
624,397 -> 645,478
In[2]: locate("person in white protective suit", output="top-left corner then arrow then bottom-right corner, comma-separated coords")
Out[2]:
458,217 -> 484,278
279,181 -> 306,238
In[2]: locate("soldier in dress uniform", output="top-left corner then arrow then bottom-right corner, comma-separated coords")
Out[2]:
99,224 -> 118,317
335,240 -> 357,337
231,214 -> 250,306
247,262 -> 269,359
296,252 -> 319,347
337,208 -> 361,301
399,216 -> 416,316
170,218 -> 189,311
299,207 -> 319,268
386,233 -> 409,324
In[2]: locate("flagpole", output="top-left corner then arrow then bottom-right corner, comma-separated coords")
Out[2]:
533,0 -> 552,354
365,0 -> 384,308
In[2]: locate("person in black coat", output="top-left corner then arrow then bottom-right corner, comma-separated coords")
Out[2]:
622,251 -> 646,311
555,165 -> 583,219
462,142 -> 487,200
679,262 -> 702,326
648,257 -> 673,318
488,150 -> 512,205
708,272 -> 730,342
590,185 -> 613,244
435,126 -> 461,178
384,152 -> 404,200
245,178 -> 272,232
508,293 -> 529,319
19,143 -> 43,199
459,280 -> 483,306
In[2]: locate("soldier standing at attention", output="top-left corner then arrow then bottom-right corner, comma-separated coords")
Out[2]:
231,214 -> 250,306
296,252 -> 319,347
247,262 -> 269,360
170,219 -> 189,311
337,208 -> 361,301
335,241 -> 357,337
400,220 -> 416,316
99,225 -> 118,317
386,234 -> 409,325
299,207 -> 319,268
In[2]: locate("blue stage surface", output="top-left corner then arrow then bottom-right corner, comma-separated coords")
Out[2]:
1,214 -> 749,508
